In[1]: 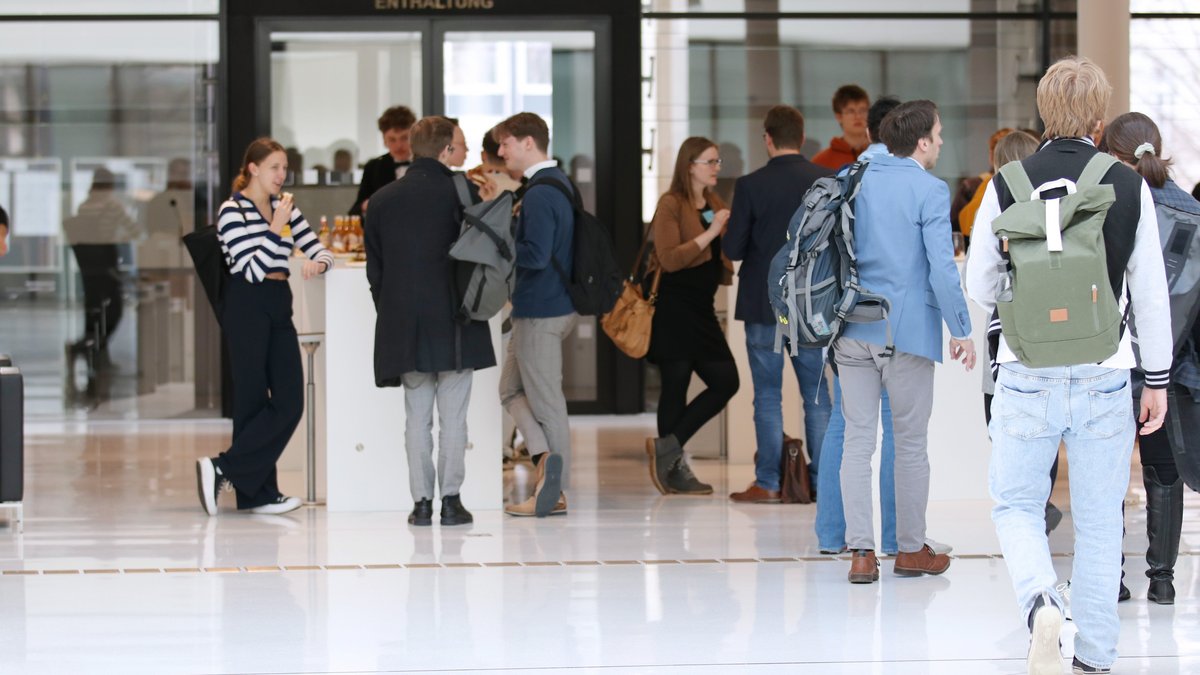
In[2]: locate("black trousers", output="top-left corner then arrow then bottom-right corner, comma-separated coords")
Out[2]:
217,276 -> 304,509
656,359 -> 739,446
72,244 -> 123,349
1138,385 -> 1183,485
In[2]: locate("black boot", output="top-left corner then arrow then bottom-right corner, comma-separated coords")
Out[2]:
408,498 -> 433,526
440,494 -> 474,526
1144,466 -> 1183,605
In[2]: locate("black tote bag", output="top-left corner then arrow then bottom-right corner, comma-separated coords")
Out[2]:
182,224 -> 229,325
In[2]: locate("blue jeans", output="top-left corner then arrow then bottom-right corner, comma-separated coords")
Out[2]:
745,323 -> 832,491
990,363 -> 1133,670
815,376 -> 898,553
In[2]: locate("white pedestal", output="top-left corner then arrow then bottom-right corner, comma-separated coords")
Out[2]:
323,265 -> 503,512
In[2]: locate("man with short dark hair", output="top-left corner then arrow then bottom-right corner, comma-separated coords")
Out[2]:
351,104 -> 418,216
365,115 -> 495,528
966,56 -> 1171,675
467,127 -> 522,194
493,112 -> 577,518
723,104 -> 833,503
837,99 -> 975,585
813,84 -> 871,170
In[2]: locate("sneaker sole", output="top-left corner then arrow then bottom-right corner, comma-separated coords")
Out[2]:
645,439 -> 671,495
247,499 -> 302,515
196,459 -> 217,516
534,454 -> 563,517
1027,604 -> 1064,675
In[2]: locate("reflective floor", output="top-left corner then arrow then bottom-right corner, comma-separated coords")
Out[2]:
0,416 -> 1198,674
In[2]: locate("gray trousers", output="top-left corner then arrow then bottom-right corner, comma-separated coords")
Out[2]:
834,337 -> 935,553
402,370 -> 473,502
500,314 -> 576,483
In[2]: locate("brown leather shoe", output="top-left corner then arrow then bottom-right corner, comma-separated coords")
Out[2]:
893,544 -> 951,577
848,550 -> 879,584
729,483 -> 782,503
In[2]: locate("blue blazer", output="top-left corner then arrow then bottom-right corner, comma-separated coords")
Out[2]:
841,154 -> 972,363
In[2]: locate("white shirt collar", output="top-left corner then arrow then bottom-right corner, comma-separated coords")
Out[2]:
524,159 -> 558,180
905,156 -> 926,170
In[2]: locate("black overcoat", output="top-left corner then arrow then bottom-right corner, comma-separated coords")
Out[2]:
365,158 -> 496,386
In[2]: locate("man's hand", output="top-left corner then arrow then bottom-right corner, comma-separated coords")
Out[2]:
478,176 -> 499,202
949,337 -> 976,371
1139,387 -> 1168,436
0,224 -> 7,257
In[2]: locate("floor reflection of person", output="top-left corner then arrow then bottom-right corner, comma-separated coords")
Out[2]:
63,168 -> 136,362
195,137 -> 334,517
0,205 -> 8,257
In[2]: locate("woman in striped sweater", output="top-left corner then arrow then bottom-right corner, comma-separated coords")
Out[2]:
196,137 -> 334,516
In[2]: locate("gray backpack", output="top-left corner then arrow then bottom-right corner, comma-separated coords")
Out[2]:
448,174 -> 516,322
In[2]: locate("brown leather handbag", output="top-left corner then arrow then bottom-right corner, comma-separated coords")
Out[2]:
601,224 -> 662,359
781,434 -> 814,504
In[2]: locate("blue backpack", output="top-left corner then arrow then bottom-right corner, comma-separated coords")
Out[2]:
767,161 -> 891,353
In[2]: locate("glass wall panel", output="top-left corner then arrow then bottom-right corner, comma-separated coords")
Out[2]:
0,21 -> 218,420
1130,16 -> 1200,191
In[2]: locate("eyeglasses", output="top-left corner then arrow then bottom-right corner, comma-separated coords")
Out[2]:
691,159 -> 722,167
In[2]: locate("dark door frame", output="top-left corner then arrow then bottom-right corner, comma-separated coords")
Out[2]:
222,0 -> 644,415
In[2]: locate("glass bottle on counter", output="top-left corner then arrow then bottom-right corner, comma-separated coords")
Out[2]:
318,216 -> 332,250
347,215 -> 363,253
331,216 -> 347,254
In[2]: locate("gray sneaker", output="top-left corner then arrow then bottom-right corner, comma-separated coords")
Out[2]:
646,435 -> 683,495
666,458 -> 712,495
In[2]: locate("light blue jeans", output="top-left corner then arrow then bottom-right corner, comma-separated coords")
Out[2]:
990,363 -> 1133,670
815,376 -> 898,553
745,323 -> 832,491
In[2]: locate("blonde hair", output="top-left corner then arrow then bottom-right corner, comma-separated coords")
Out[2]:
1036,56 -> 1111,139
993,130 -> 1040,167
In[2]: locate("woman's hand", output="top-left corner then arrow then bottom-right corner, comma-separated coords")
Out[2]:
302,259 -> 325,280
270,193 -> 294,234
707,208 -> 730,236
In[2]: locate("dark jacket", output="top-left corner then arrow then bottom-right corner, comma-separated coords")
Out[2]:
512,165 -> 575,318
350,153 -> 411,217
364,158 -> 495,385
723,154 -> 833,323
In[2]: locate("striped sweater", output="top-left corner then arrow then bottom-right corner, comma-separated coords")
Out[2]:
217,193 -> 334,283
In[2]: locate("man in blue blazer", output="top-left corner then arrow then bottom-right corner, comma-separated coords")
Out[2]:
724,105 -> 833,503
837,100 -> 976,584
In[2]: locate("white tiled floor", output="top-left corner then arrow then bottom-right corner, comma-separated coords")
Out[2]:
0,416 -> 1198,674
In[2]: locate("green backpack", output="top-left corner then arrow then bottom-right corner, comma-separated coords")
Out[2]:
991,153 -> 1122,368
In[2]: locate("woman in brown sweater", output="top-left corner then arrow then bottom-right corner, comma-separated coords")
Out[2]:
645,137 -> 739,495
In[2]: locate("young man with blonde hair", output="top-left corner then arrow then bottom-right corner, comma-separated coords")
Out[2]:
966,56 -> 1171,675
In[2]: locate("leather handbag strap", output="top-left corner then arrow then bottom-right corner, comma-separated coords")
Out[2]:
630,221 -> 655,280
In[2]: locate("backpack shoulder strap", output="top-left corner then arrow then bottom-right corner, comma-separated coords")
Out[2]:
527,176 -> 581,210
997,160 -> 1035,203
1076,153 -> 1120,191
451,173 -> 473,208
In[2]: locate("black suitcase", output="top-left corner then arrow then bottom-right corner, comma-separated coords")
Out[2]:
0,363 -> 23,503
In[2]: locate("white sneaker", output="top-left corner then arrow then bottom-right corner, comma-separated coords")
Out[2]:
196,458 -> 218,516
1027,591 -> 1064,675
247,495 -> 302,515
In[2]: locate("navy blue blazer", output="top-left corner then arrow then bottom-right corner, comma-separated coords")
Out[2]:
841,154 -> 972,363
723,154 -> 833,324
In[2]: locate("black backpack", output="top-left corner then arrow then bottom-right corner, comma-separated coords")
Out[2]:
526,177 -> 622,316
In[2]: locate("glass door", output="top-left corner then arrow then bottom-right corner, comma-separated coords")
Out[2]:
436,23 -> 610,412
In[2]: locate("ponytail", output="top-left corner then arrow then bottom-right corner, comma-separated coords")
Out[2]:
232,137 -> 286,196
1099,112 -> 1172,189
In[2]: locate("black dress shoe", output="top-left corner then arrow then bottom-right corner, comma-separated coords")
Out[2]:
408,498 -> 433,526
440,494 -> 473,526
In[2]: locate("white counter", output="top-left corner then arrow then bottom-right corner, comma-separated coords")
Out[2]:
323,265 -> 503,512
281,258 -> 503,512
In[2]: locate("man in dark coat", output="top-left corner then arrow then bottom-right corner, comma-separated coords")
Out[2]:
365,115 -> 495,528
723,105 -> 833,504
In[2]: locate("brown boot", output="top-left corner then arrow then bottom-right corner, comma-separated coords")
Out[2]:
848,550 -> 879,584
729,483 -> 781,503
893,544 -> 951,577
